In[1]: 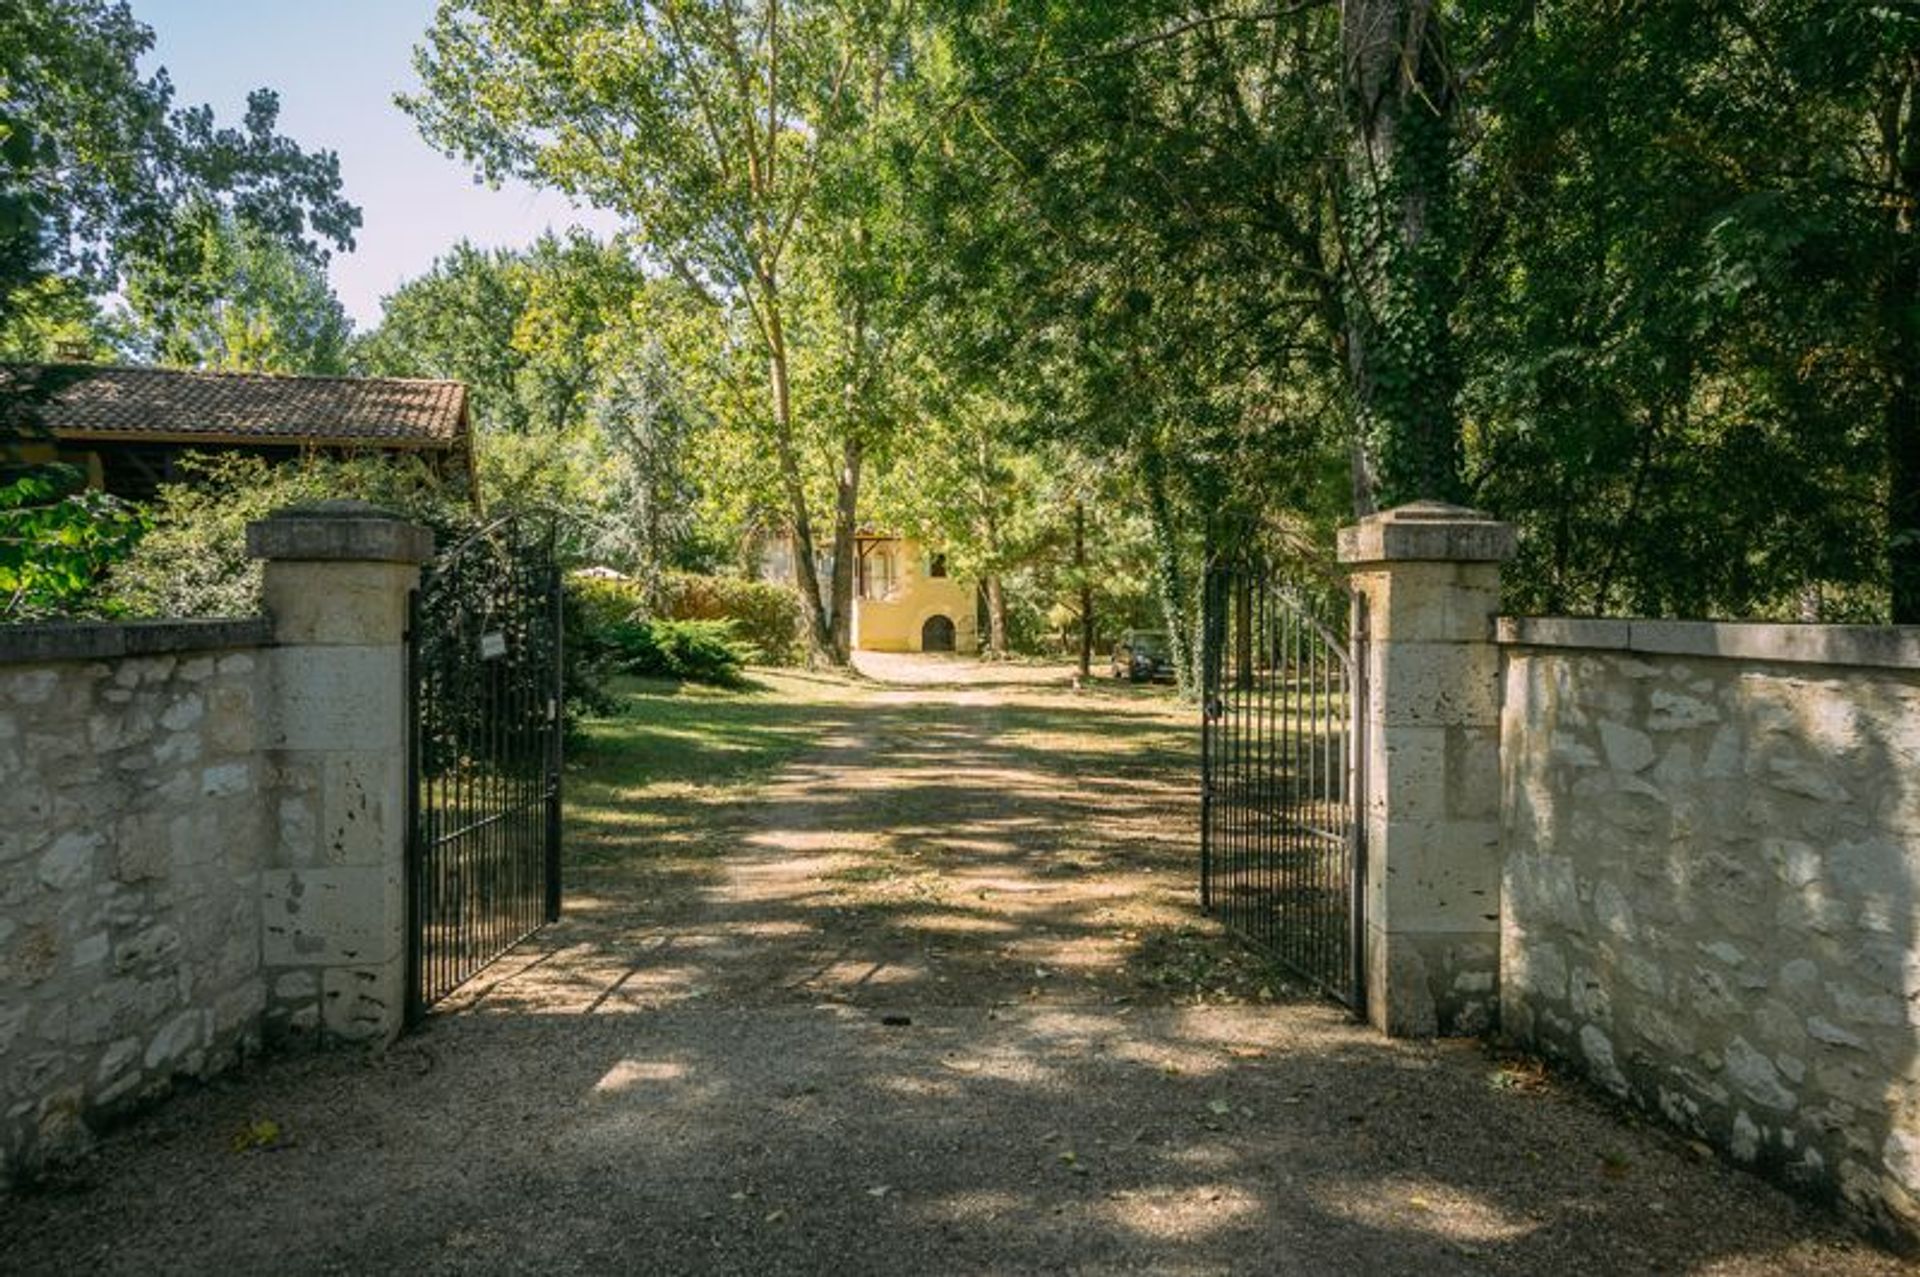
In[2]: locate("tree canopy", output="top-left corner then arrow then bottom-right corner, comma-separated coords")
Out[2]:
14,0 -> 1920,645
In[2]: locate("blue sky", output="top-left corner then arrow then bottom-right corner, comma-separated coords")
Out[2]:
132,0 -> 620,329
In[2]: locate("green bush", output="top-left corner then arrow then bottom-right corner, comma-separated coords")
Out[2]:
594,616 -> 756,686
566,573 -> 646,634
103,452 -> 470,618
0,463 -> 149,621
657,571 -> 804,666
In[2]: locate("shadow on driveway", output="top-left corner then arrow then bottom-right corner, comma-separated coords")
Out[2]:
5,673 -> 1903,1274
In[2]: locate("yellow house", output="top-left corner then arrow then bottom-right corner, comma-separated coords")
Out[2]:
850,532 -> 980,654
756,529 -> 980,654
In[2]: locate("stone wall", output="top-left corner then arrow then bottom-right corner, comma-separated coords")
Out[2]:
0,501 -> 430,1188
0,620 -> 273,1181
1498,617 -> 1920,1240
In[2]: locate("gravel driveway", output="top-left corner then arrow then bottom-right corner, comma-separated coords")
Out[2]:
4,663 -> 1905,1274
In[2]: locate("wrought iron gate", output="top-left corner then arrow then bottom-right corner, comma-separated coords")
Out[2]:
405,519 -> 563,1020
1200,551 -> 1366,1010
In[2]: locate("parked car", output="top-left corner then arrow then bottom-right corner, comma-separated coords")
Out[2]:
1112,630 -> 1173,683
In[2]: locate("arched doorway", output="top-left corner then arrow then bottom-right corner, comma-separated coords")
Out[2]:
921,614 -> 956,652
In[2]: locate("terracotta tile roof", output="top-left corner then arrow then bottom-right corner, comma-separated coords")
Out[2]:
2,364 -> 468,448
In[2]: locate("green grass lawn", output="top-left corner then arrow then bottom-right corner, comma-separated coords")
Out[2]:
572,672 -> 853,785
563,670 -> 860,875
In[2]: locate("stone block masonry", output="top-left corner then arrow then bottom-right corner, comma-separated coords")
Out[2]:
0,502 -> 430,1187
1498,617 -> 1920,1242
0,623 -> 273,1182
249,502 -> 429,1046
1339,502 -> 1515,1037
1336,506 -> 1920,1244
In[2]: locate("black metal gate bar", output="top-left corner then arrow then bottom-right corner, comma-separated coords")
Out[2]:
1200,547 -> 1364,1011
405,519 -> 564,1021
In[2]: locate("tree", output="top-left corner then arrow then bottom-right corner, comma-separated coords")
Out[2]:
405,0 -> 917,663
901,2 -> 1353,684
359,232 -> 717,577
0,0 -> 361,624
122,200 -> 352,373
1339,0 -> 1465,509
0,0 -> 358,337
354,240 -> 531,426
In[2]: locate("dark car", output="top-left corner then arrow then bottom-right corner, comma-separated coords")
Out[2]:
1112,630 -> 1173,683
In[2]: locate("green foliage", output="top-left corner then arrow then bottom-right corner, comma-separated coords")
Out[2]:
357,234 -> 712,580
101,454 -> 467,618
121,200 -> 352,373
565,573 -> 645,634
912,1 -> 1918,624
587,616 -> 756,688
0,275 -> 116,361
0,463 -> 147,620
656,572 -> 804,668
404,0 -> 925,661
567,569 -> 804,669
0,0 -> 358,358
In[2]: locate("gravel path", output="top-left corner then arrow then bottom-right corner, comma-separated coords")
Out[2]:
4,663 -> 1906,1275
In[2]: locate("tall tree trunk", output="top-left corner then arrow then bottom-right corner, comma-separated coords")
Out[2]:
1141,447 -> 1196,697
1884,64 -> 1920,623
984,575 -> 1008,656
1341,0 -> 1465,510
764,289 -> 834,656
1074,499 -> 1093,678
829,435 -> 863,663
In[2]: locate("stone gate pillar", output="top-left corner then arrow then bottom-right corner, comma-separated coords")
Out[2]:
1338,501 -> 1516,1037
246,501 -> 433,1047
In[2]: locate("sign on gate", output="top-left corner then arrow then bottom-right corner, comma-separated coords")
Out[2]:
1199,549 -> 1367,1012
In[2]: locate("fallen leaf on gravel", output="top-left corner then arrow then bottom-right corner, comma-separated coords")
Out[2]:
230,1119 -> 285,1152
1408,1195 -> 1434,1212
867,1186 -> 891,1198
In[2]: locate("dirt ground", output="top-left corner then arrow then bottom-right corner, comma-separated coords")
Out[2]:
4,658 -> 1909,1275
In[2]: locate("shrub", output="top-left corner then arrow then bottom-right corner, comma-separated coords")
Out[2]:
566,573 -> 646,634
593,617 -> 755,686
656,570 -> 804,666
102,452 -> 470,618
0,463 -> 148,621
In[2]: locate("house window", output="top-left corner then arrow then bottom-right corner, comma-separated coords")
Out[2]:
929,553 -> 948,578
859,550 -> 896,600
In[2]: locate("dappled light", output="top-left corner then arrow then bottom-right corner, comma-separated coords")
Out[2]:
7,663 -> 1903,1274
591,1059 -> 688,1095
1307,1176 -> 1542,1246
